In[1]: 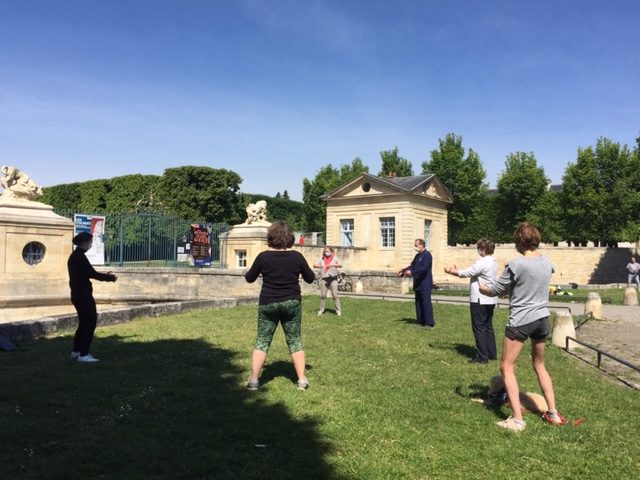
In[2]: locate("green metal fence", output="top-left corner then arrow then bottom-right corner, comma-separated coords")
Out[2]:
55,210 -> 229,268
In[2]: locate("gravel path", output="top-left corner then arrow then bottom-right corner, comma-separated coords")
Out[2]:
570,304 -> 640,388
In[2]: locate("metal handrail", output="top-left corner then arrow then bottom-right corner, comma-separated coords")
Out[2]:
565,336 -> 640,373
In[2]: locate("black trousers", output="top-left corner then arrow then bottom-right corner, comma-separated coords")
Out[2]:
415,290 -> 434,327
470,303 -> 496,361
72,294 -> 98,356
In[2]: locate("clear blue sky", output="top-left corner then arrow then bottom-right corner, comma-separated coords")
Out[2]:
1,0 -> 638,201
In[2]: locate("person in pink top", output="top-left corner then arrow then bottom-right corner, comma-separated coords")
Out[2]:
314,246 -> 342,316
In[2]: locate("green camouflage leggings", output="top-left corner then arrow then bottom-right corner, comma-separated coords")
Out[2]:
254,299 -> 303,353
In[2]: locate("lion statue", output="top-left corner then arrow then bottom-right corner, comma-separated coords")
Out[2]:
244,200 -> 269,225
1,165 -> 44,201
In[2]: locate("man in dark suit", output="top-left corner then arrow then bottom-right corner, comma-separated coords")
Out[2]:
398,238 -> 435,328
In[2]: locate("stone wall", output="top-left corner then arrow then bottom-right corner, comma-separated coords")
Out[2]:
440,245 -> 635,286
1,245 -> 634,309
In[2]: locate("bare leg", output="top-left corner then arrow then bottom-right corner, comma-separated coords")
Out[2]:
291,350 -> 307,381
531,339 -> 557,412
500,336 -> 525,421
250,349 -> 267,382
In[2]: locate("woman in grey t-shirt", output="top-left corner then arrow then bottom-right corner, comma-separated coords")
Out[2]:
480,222 -> 566,432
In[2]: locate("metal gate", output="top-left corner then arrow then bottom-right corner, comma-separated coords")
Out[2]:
57,210 -> 229,268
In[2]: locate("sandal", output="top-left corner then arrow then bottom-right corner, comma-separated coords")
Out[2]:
542,411 -> 567,425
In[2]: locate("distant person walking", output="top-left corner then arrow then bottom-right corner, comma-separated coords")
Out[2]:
314,246 -> 342,316
444,238 -> 498,363
67,232 -> 117,363
244,221 -> 316,390
626,256 -> 640,290
480,222 -> 565,431
398,238 -> 434,329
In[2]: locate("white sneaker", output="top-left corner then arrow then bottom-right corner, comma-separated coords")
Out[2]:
70,351 -> 80,359
77,354 -> 100,363
496,416 -> 526,432
317,310 -> 324,316
336,311 -> 342,316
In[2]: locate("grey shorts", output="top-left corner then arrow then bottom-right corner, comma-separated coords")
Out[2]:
505,317 -> 549,342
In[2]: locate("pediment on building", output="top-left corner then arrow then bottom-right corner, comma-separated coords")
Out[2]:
320,173 -> 453,204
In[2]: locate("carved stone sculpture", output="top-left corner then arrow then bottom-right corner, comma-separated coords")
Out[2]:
244,200 -> 270,225
0,166 -> 43,201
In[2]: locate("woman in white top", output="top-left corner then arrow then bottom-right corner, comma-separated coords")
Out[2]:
444,238 -> 498,363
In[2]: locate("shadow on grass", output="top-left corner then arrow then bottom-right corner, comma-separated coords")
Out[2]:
454,383 -> 505,419
396,317 -> 421,325
259,360 -> 314,387
0,335 -> 341,480
453,343 -> 477,360
428,341 -> 477,360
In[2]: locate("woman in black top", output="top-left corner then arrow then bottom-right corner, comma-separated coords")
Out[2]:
67,232 -> 117,363
244,221 -> 316,390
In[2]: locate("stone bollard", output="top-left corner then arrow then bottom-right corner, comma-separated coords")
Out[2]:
623,287 -> 639,306
400,277 -> 411,294
584,292 -> 602,319
355,279 -> 364,294
552,311 -> 577,351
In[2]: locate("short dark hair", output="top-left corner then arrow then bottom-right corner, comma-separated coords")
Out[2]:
476,238 -> 495,255
415,239 -> 425,247
267,221 -> 295,249
72,232 -> 93,246
513,222 -> 540,251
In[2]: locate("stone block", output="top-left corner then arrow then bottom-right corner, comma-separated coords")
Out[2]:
584,292 -> 602,319
551,311 -> 576,351
623,287 -> 639,306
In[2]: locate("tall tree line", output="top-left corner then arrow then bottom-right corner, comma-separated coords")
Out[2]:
40,134 -> 640,244
303,133 -> 640,245
41,166 -> 305,228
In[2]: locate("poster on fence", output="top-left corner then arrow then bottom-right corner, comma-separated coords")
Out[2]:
190,224 -> 211,267
74,214 -> 106,265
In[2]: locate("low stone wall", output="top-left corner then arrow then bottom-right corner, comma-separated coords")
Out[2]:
0,297 -> 258,343
441,245 -> 635,286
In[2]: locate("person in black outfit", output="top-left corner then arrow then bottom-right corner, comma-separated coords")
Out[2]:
244,221 -> 316,390
67,232 -> 117,363
398,238 -> 435,328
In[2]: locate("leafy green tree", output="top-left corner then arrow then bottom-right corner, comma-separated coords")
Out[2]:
627,134 -> 640,246
302,165 -> 341,233
105,174 -> 162,213
494,152 -> 549,239
156,166 -> 242,223
41,183 -> 82,213
283,190 -> 290,200
421,133 -> 487,245
302,158 -> 369,233
341,157 -> 369,180
455,193 -> 499,245
378,147 -> 413,177
529,190 -> 564,244
560,138 -> 636,245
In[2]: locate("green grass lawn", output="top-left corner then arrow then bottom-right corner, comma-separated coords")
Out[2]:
2,298 -> 638,479
435,286 -> 638,305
